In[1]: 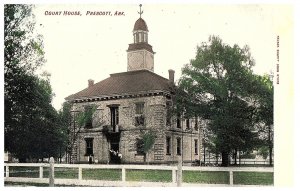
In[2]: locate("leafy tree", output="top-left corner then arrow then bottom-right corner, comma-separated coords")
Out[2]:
57,102 -> 73,162
5,73 -> 62,161
178,36 -> 266,166
257,145 -> 270,160
4,5 -> 65,162
255,74 -> 274,165
136,130 -> 156,163
76,105 -> 97,127
142,131 -> 156,154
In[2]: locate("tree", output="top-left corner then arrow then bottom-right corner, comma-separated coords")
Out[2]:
76,105 -> 97,128
5,73 -> 63,161
178,36 -> 266,166
4,5 -> 64,162
57,102 -> 73,162
142,130 -> 156,163
136,130 -> 156,163
255,74 -> 274,166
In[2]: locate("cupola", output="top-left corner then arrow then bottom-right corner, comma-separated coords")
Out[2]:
127,4 -> 155,72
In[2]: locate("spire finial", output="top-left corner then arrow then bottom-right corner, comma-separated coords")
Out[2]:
138,4 -> 143,18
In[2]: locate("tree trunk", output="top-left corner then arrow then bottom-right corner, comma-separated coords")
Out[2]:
59,147 -> 61,163
239,150 -> 241,165
221,152 -> 229,167
269,146 -> 273,166
268,125 -> 273,166
203,145 -> 206,165
144,153 -> 146,164
234,149 -> 237,165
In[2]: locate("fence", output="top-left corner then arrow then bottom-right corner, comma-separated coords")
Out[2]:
199,159 -> 273,166
4,158 -> 273,187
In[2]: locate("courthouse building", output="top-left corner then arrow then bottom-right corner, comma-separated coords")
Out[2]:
65,9 -> 202,164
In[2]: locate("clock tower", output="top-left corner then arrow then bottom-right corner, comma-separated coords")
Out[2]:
127,5 -> 154,72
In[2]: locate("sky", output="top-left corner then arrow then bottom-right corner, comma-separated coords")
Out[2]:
32,4 -> 292,110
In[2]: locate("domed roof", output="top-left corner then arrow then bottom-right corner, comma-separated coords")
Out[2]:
133,18 -> 148,31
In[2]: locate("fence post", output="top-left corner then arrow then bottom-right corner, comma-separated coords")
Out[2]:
49,157 -> 55,187
229,170 -> 233,185
78,167 -> 82,180
177,157 -> 182,187
39,166 -> 43,178
5,166 -> 9,178
122,166 -> 126,182
172,168 -> 176,183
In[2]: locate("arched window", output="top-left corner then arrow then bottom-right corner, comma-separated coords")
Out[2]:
135,33 -> 138,43
139,33 -> 142,43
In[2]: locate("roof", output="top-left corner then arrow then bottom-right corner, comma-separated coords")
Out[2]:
65,70 -> 172,101
133,18 -> 148,31
127,42 -> 154,54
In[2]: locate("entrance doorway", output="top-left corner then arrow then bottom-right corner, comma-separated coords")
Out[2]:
110,142 -> 120,164
109,134 -> 121,164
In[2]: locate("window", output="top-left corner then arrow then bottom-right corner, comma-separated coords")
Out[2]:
194,139 -> 198,155
166,137 -> 171,155
135,102 -> 144,115
166,101 -> 171,126
134,33 -> 136,43
135,115 -> 145,126
110,106 -> 119,132
194,116 -> 198,131
135,103 -> 145,126
186,118 -> 190,129
139,33 -> 142,43
84,106 -> 94,128
176,138 -> 181,155
85,138 -> 94,156
136,139 -> 144,155
177,113 -> 181,128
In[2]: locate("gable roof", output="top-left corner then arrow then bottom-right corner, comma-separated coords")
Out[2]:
65,70 -> 172,101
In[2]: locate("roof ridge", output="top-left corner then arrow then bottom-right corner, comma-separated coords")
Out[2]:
110,70 -> 168,81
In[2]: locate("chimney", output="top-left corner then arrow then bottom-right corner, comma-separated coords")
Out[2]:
88,79 -> 94,88
168,69 -> 175,84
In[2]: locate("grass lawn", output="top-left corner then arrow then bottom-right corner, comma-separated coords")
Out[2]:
6,166 -> 78,179
82,169 -> 122,181
183,171 -> 229,184
8,166 -> 39,178
233,171 -> 273,185
43,167 -> 78,179
126,169 -> 172,182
